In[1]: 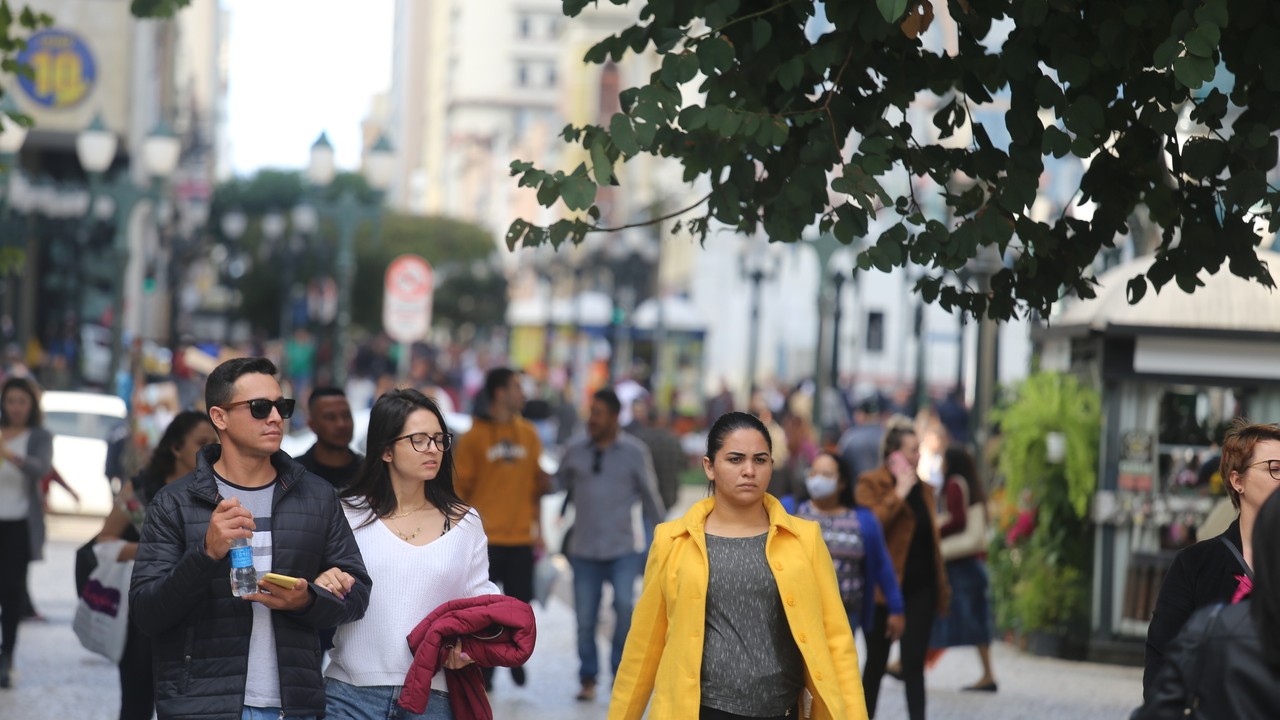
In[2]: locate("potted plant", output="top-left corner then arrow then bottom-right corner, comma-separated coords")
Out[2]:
988,372 -> 1100,658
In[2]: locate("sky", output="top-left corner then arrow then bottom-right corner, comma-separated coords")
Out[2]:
224,0 -> 394,177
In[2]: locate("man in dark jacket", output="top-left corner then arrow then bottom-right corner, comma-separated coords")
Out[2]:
131,357 -> 371,720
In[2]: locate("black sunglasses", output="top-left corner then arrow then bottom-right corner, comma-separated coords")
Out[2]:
221,398 -> 296,420
389,432 -> 453,453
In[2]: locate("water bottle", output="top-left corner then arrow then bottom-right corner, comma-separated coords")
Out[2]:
229,537 -> 257,597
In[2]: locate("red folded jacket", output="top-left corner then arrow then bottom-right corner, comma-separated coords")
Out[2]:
400,594 -> 537,718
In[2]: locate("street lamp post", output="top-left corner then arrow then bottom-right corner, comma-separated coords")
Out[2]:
739,238 -> 779,400
305,132 -> 393,387
966,244 -> 1003,480
75,115 -> 181,387
831,269 -> 846,389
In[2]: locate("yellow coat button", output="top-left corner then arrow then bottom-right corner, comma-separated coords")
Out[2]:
786,597 -> 796,606
799,633 -> 808,643
774,562 -> 783,571
815,671 -> 823,681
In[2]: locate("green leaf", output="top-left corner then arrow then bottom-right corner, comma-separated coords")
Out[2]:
561,172 -> 597,211
1042,125 -> 1072,158
590,141 -> 614,186
776,56 -> 804,90
1064,96 -> 1105,137
752,19 -> 772,50
1152,38 -> 1180,68
1194,0 -> 1228,29
610,113 -> 639,156
719,109 -> 743,138
1173,55 -> 1214,89
696,36 -> 735,75
875,0 -> 908,23
1181,137 -> 1229,179
1183,29 -> 1214,59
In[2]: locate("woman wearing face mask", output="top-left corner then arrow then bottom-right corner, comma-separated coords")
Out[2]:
796,452 -> 905,643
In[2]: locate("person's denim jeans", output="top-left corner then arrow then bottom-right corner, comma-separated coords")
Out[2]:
324,677 -> 454,720
569,552 -> 645,682
240,708 -> 316,720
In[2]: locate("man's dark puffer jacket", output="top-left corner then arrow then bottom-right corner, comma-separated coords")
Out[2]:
130,445 -> 371,720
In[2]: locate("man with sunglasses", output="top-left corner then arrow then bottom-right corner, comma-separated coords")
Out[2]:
130,357 -> 371,720
556,388 -> 665,701
453,366 -> 549,690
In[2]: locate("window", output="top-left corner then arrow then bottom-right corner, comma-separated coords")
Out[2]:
515,61 -> 529,87
517,14 -> 531,38
866,311 -> 885,352
546,63 -> 557,87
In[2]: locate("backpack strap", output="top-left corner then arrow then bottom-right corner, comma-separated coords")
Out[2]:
1219,535 -> 1253,580
1185,603 -> 1226,716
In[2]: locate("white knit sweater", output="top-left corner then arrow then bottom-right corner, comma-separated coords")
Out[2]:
325,504 -> 500,690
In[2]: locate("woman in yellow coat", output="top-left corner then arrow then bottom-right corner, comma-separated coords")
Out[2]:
610,412 -> 868,720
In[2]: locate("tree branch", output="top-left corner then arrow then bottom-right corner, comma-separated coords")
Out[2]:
587,192 -> 713,233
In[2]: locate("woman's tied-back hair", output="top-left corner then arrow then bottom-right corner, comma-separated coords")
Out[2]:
342,388 -> 465,526
1252,490 -> 1280,669
705,411 -> 772,460
879,413 -> 917,462
1220,419 -> 1280,510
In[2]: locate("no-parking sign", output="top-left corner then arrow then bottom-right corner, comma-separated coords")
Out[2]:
383,255 -> 433,343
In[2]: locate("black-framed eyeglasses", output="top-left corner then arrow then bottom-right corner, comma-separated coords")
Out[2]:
1244,458 -> 1280,481
390,432 -> 453,453
220,398 -> 295,420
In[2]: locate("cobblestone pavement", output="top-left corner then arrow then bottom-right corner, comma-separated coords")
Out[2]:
5,512 -> 1143,720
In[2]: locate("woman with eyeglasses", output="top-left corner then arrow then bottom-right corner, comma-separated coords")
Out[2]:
1137,488 -> 1280,719
315,388 -> 499,720
1143,419 -> 1280,703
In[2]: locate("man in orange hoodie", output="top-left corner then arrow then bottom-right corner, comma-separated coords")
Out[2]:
454,367 -> 549,690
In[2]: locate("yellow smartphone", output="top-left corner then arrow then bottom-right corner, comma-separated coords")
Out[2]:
262,572 -> 302,590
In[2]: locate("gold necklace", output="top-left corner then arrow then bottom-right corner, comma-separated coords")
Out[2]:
387,503 -> 428,519
391,521 -> 423,542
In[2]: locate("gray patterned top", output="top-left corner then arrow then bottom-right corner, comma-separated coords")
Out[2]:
700,532 -> 804,716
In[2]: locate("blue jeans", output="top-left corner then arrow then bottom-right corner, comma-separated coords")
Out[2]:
324,677 -> 454,720
569,552 -> 645,682
240,709 -> 315,720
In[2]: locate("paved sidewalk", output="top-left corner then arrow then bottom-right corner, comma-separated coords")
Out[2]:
4,513 -> 1143,719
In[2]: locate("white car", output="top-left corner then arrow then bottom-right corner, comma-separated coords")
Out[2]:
42,390 -> 128,516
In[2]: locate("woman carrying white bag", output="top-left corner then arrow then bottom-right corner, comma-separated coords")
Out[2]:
86,411 -> 217,720
930,445 -> 999,693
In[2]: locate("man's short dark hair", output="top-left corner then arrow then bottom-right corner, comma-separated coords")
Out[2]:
206,357 -> 278,410
593,388 -> 621,416
484,367 -> 517,401
309,385 -> 347,409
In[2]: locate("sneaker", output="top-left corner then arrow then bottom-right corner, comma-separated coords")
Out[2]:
575,679 -> 596,701
511,666 -> 526,687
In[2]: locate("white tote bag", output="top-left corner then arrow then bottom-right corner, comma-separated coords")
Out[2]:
73,540 -> 133,663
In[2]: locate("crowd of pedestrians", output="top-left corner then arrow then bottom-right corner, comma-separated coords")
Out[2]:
12,344 -> 1280,720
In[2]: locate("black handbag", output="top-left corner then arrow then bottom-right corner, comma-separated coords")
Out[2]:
74,538 -> 98,597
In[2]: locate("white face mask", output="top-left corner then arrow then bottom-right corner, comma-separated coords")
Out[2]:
805,473 -> 839,500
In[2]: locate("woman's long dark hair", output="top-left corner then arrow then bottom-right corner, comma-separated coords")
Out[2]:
943,445 -> 986,505
0,377 -> 41,428
136,411 -> 213,505
342,388 -> 466,526
1253,490 -> 1280,668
